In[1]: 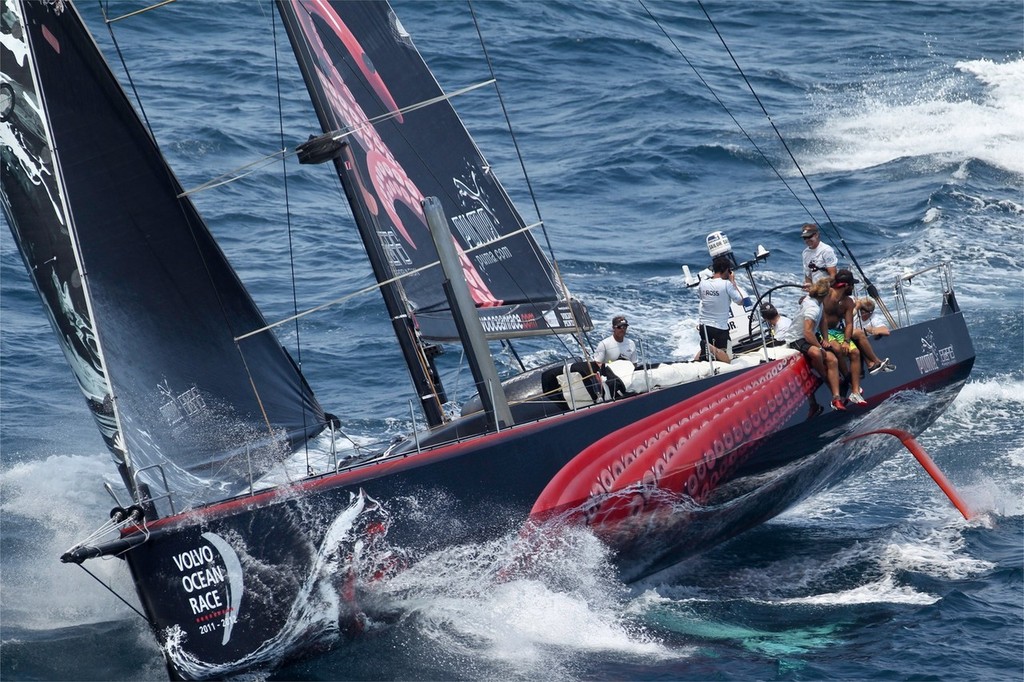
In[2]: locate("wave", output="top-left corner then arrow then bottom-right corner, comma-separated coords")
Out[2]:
878,522 -> 997,580
0,453 -> 142,629
773,575 -> 938,606
803,57 -> 1024,176
341,524 -> 680,679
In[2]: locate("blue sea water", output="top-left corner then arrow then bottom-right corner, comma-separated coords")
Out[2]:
1,0 -> 1022,680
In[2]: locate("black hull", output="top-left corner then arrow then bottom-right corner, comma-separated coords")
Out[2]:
102,311 -> 972,679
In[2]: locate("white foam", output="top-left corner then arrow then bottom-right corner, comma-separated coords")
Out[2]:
927,374 -> 1024,448
255,428 -> 382,489
957,57 -> 1024,112
0,452 -> 142,627
941,376 -> 1024,436
1008,444 -> 1024,470
881,520 -> 996,579
958,478 -> 1024,518
805,57 -> 1024,176
373,526 -> 680,676
776,575 -> 938,606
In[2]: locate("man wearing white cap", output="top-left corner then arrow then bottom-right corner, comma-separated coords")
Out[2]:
801,223 -> 838,288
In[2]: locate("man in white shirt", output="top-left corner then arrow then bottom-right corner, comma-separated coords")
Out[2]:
593,315 -> 637,366
801,223 -> 837,288
697,256 -> 745,362
856,297 -> 890,337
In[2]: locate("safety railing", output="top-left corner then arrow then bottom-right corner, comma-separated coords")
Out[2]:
890,261 -> 955,328
132,463 -> 176,516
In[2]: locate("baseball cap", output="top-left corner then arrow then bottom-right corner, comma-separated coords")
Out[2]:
832,269 -> 860,289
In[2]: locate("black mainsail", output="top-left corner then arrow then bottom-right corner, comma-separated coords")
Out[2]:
275,0 -> 591,345
0,1 -> 325,512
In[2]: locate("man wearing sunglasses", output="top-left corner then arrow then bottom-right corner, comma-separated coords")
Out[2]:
593,315 -> 638,366
801,223 -> 838,289
856,297 -> 890,337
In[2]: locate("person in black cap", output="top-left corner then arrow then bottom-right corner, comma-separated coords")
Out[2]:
760,302 -> 792,341
801,223 -> 837,288
823,269 -> 894,406
593,314 -> 637,366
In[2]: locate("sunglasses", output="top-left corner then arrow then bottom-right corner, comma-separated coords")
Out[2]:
802,234 -> 817,241
614,324 -> 629,329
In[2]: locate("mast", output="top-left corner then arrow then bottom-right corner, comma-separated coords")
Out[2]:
332,143 -> 449,426
274,0 -> 595,426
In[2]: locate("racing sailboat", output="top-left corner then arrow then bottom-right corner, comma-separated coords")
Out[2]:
0,0 -> 975,678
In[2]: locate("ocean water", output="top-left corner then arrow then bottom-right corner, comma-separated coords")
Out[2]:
1,0 -> 1022,680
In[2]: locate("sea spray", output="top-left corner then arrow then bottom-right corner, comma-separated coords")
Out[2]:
163,490 -> 383,679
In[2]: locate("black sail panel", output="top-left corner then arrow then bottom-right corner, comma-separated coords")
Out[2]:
277,0 -> 591,341
0,1 -> 325,510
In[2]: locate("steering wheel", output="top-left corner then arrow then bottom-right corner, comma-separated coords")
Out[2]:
746,283 -> 806,339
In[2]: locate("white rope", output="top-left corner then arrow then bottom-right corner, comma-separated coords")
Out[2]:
104,0 -> 178,24
177,79 -> 495,199
63,509 -> 151,559
234,220 -> 542,341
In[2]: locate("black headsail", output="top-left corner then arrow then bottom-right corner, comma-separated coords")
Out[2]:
275,0 -> 591,344
0,1 -> 325,513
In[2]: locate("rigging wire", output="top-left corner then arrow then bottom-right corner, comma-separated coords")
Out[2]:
270,0 -> 314,471
176,150 -> 288,198
636,0 -> 823,234
699,2 -> 839,229
103,0 -> 177,24
466,0 -> 589,360
94,0 -> 192,503
641,0 -> 887,304
234,221 -> 548,341
75,564 -> 151,623
97,0 -> 165,135
98,0 -> 319,488
466,1 -> 544,245
691,0 -> 887,305
176,79 -> 496,199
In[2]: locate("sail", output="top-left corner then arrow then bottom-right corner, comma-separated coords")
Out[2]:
276,0 -> 591,341
0,1 -> 325,512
